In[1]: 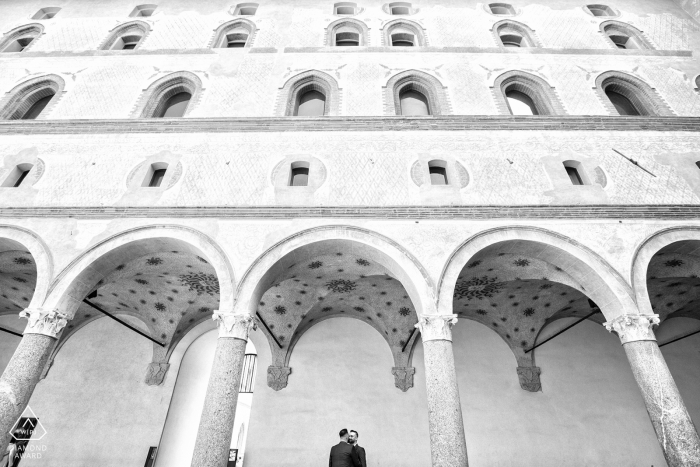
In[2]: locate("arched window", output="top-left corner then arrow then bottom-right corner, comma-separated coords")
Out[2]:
327,19 -> 368,46
493,71 -> 565,116
99,21 -> 150,50
586,4 -> 615,16
334,2 -> 360,15
0,75 -> 64,120
143,163 -> 168,187
595,71 -> 674,117
428,160 -> 448,185
0,24 -> 43,53
32,7 -> 61,19
278,71 -> 340,116
563,161 -> 588,186
233,3 -> 258,15
383,19 -> 426,47
130,4 -> 157,17
488,3 -> 515,15
602,22 -> 651,50
289,162 -> 310,186
211,19 -> 256,48
385,70 -> 448,116
2,164 -> 34,188
133,72 -> 202,118
493,21 -> 539,48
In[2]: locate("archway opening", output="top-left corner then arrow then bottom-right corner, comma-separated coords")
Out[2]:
158,92 -> 191,118
295,90 -> 326,116
505,90 -> 538,115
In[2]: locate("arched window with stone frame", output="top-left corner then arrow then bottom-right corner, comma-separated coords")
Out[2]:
384,70 -> 450,116
0,74 -> 65,120
326,18 -> 369,47
99,20 -> 151,50
600,21 -> 653,50
210,18 -> 257,48
382,19 -> 426,47
492,20 -> 540,48
492,71 -> 566,116
131,71 -> 203,118
0,24 -> 44,53
594,71 -> 674,116
277,71 -> 341,117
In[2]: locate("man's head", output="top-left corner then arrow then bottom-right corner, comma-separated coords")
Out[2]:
349,430 -> 358,445
339,428 -> 349,441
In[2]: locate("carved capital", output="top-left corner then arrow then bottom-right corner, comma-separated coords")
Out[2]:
145,362 -> 170,386
392,367 -> 415,392
604,313 -> 659,344
212,312 -> 256,340
415,314 -> 458,342
267,365 -> 291,391
19,308 -> 68,338
516,366 -> 542,392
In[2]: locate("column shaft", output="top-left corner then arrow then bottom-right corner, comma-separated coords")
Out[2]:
423,339 -> 469,467
623,340 -> 700,466
191,337 -> 247,467
0,334 -> 55,454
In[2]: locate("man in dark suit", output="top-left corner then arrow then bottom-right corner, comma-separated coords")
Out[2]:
348,430 -> 367,467
329,428 -> 361,467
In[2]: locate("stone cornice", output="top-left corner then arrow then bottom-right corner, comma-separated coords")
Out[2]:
2,205 -> 700,219
0,116 -> 699,134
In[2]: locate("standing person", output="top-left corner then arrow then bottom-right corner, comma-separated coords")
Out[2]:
329,428 -> 361,467
348,430 -> 366,467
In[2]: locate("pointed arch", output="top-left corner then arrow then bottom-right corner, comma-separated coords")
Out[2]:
0,74 -> 65,120
492,70 -> 566,116
131,71 -> 203,118
594,70 -> 674,117
98,20 -> 151,50
0,23 -> 44,53
276,70 -> 341,116
210,18 -> 257,48
384,69 -> 450,115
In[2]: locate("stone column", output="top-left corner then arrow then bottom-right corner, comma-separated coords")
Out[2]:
0,309 -> 67,454
416,314 -> 469,467
605,313 -> 700,466
191,312 -> 256,467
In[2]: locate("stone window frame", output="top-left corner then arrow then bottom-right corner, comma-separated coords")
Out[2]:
594,70 -> 674,116
325,18 -> 370,46
583,4 -> 619,17
384,70 -> 450,116
333,2 -> 364,16
231,3 -> 259,16
98,20 -> 151,50
492,70 -> 566,116
209,18 -> 257,48
600,20 -> 654,50
0,24 -> 44,53
131,71 -> 204,118
484,3 -> 520,16
32,7 -> 61,20
562,160 -> 590,185
381,19 -> 427,47
0,74 -> 65,120
491,20 -> 541,48
276,70 -> 341,117
130,4 -> 158,17
382,2 -> 419,15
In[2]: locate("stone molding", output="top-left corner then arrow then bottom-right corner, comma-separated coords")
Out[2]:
267,365 -> 291,391
516,365 -> 542,392
19,308 -> 68,338
144,362 -> 170,386
415,314 -> 458,342
0,116 -> 697,134
604,313 -> 660,344
212,312 -> 256,340
392,366 -> 415,392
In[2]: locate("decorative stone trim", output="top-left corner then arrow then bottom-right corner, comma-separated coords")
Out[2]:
492,70 -> 567,116
0,23 -> 44,53
384,69 -> 450,115
381,19 -> 426,46
276,70 -> 341,116
209,18 -> 257,48
144,362 -> 170,385
98,20 -> 151,50
19,308 -> 68,338
594,71 -> 675,117
491,20 -> 541,48
0,74 -> 65,120
392,366 -> 415,392
604,313 -> 660,344
267,365 -> 291,390
325,18 -> 370,46
599,21 -> 654,50
212,312 -> 257,340
516,365 -> 542,392
131,71 -> 204,118
415,314 -> 458,342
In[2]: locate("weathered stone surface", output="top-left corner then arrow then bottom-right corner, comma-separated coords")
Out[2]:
516,365 -> 542,393
392,366 -> 415,392
267,366 -> 292,391
144,362 -> 170,386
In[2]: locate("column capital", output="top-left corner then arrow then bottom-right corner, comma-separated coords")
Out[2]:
415,314 -> 458,342
212,311 -> 256,340
19,308 -> 68,339
604,313 -> 660,344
